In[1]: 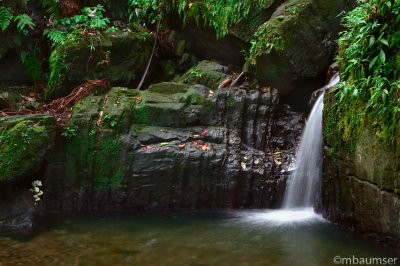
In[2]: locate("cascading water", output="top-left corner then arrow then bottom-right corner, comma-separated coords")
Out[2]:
246,73 -> 340,225
282,93 -> 325,209
283,72 -> 340,210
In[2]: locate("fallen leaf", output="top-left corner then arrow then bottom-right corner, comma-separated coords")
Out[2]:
201,129 -> 208,136
254,159 -> 259,165
201,144 -> 209,151
135,96 -> 142,102
160,142 -> 169,146
165,147 -> 170,150
241,162 -> 247,170
178,144 -> 186,150
244,156 -> 248,160
142,145 -> 154,150
274,158 -> 282,165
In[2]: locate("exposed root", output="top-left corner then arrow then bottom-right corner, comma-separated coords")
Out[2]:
0,79 -> 111,129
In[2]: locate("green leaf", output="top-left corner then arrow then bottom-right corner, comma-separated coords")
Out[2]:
369,36 -> 375,47
369,55 -> 378,70
379,49 -> 386,64
380,38 -> 389,46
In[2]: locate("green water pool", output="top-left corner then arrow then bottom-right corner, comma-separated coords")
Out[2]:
0,209 -> 398,265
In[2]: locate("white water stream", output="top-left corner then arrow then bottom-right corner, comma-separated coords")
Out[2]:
259,73 -> 340,224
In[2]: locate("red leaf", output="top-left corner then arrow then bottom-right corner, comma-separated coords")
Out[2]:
142,145 -> 154,150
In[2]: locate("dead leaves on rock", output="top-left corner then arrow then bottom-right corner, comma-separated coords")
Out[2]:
141,129 -> 211,152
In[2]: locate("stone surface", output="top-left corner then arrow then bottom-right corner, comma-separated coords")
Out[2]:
322,92 -> 400,244
244,0 -> 355,95
0,190 -> 42,233
44,63 -> 304,211
52,24 -> 153,98
178,60 -> 232,90
0,114 -> 56,183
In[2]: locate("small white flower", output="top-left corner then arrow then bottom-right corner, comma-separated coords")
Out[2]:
34,187 -> 40,193
37,191 -> 43,196
88,8 -> 97,18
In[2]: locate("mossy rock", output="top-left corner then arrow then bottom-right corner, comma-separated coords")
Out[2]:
134,83 -> 212,127
51,24 -> 153,99
0,114 -> 56,182
244,0 -> 355,94
101,87 -> 138,134
178,60 -> 231,90
61,87 -> 139,190
148,82 -> 190,94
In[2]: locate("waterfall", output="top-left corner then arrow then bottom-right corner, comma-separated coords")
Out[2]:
283,73 -> 340,209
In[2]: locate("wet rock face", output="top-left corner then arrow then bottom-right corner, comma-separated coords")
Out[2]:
44,71 -> 304,211
0,190 -> 42,233
322,93 -> 400,245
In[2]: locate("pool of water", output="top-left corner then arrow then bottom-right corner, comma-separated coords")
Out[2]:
0,209 -> 398,265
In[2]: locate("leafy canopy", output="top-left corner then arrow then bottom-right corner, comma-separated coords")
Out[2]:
128,0 -> 274,38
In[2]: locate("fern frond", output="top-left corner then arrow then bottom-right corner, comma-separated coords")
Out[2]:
14,14 -> 35,31
48,49 -> 66,90
25,56 -> 42,81
0,6 -> 13,31
42,0 -> 60,19
44,28 -> 67,45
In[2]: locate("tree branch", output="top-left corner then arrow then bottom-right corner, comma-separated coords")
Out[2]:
137,18 -> 162,91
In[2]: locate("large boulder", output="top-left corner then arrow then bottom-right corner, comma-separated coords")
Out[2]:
0,114 -> 56,183
52,24 -> 153,98
178,61 -> 232,90
43,63 -> 304,211
244,0 -> 355,94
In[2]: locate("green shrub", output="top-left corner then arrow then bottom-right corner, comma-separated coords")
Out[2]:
331,0 -> 400,152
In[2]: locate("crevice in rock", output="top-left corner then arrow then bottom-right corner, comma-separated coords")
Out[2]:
281,73 -> 326,113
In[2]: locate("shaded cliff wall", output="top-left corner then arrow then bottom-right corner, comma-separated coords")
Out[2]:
322,92 -> 400,244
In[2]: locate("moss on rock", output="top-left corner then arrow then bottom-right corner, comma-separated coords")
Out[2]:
245,0 -> 355,94
0,114 -> 56,182
178,61 -> 231,90
50,24 -> 153,99
148,82 -> 190,94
